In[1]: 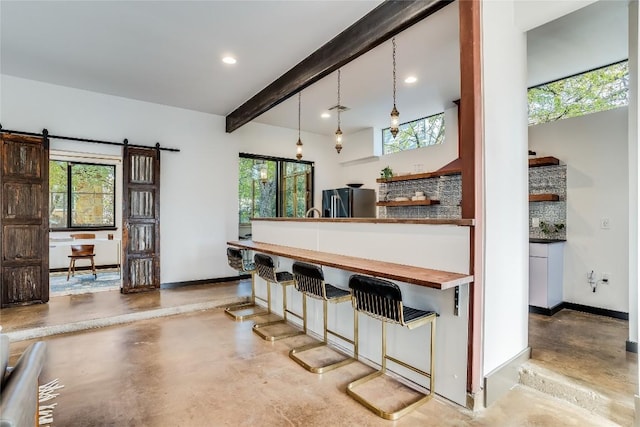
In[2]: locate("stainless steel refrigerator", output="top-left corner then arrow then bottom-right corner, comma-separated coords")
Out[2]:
322,188 -> 376,218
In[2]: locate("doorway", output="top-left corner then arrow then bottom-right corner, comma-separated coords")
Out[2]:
48,150 -> 123,296
524,0 -> 635,421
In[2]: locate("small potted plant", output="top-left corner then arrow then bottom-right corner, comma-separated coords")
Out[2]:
380,166 -> 394,181
539,221 -> 565,236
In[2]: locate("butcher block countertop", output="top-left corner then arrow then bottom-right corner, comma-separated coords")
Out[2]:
228,240 -> 473,290
251,217 -> 474,226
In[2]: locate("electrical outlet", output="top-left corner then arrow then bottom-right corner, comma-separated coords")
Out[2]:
532,218 -> 540,228
602,273 -> 610,283
601,217 -> 610,229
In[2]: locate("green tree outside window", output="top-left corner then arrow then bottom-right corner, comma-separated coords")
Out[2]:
528,61 -> 629,126
382,113 -> 445,155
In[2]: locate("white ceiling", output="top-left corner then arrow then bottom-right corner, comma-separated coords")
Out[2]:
0,0 -> 630,137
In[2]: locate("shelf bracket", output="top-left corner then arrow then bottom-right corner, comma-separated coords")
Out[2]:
454,286 -> 460,316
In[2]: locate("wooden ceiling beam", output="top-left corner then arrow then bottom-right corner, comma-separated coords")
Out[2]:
225,0 -> 453,133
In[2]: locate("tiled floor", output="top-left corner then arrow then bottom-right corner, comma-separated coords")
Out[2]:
0,283 -> 633,426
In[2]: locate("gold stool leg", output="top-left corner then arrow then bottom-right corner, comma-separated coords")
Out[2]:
289,298 -> 356,373
253,281 -> 304,342
225,272 -> 269,321
346,319 -> 436,421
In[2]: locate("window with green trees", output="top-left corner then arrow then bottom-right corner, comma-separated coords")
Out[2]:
528,60 -> 629,126
238,154 -> 313,224
49,161 -> 116,229
382,112 -> 445,155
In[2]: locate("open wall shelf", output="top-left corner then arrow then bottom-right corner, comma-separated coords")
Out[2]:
529,156 -> 560,168
529,193 -> 560,202
376,169 -> 461,183
377,199 -> 441,207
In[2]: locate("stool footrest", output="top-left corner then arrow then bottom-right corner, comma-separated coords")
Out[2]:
346,370 -> 434,421
252,319 -> 304,342
289,342 -> 355,373
224,303 -> 269,321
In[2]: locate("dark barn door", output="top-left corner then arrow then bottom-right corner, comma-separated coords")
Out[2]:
121,146 -> 160,293
0,133 -> 49,307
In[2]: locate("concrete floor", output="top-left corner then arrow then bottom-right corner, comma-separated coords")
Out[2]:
0,280 -> 628,426
526,309 -> 637,425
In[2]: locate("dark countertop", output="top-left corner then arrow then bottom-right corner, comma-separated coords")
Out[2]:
529,238 -> 566,244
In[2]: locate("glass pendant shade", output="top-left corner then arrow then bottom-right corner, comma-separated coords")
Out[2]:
259,164 -> 268,184
390,105 -> 400,138
296,138 -> 303,160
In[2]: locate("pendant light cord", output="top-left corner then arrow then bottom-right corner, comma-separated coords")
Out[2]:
392,37 -> 397,108
337,69 -> 341,129
298,92 -> 301,139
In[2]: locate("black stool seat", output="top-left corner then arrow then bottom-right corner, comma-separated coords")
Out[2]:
403,306 -> 436,323
325,283 -> 350,300
275,271 -> 293,282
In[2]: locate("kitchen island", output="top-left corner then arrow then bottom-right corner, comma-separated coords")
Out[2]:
233,217 -> 474,407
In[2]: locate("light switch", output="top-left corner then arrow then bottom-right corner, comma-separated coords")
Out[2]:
601,217 -> 610,229
532,218 -> 540,228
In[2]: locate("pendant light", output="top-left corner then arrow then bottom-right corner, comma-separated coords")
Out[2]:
259,161 -> 268,186
335,69 -> 343,153
390,37 -> 400,138
296,92 -> 303,160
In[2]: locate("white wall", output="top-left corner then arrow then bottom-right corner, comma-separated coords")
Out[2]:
481,0 -> 530,376
629,0 -> 639,347
514,0 -> 598,32
530,107 -> 629,313
336,106 -> 459,193
0,75 -> 336,283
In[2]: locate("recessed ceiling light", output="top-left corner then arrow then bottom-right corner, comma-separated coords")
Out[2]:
222,56 -> 237,65
321,112 -> 331,119
404,76 -> 418,84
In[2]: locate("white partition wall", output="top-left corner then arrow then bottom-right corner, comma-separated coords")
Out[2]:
481,0 -> 529,378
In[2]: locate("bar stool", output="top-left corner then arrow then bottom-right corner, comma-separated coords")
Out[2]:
224,248 -> 269,321
289,261 -> 357,373
252,253 -> 304,341
347,274 -> 437,421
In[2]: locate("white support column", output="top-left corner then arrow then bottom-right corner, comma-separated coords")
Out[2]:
630,1 -> 640,426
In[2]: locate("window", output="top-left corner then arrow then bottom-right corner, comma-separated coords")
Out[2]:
49,161 -> 116,229
528,60 -> 629,126
238,154 -> 313,224
382,112 -> 445,155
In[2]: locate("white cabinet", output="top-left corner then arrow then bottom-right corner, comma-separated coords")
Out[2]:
529,242 -> 564,309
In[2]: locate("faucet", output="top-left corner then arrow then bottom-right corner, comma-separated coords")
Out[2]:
305,207 -> 322,218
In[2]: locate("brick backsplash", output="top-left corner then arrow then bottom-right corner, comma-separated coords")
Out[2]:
378,163 -> 567,232
529,164 -> 566,240
378,175 -> 461,219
